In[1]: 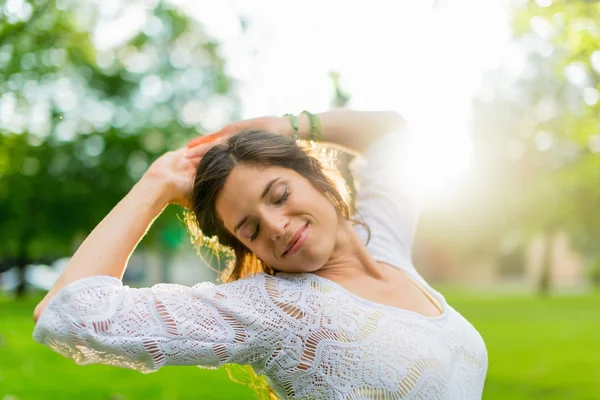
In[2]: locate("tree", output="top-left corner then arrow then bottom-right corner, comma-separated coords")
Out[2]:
470,0 -> 600,292
0,0 -> 239,295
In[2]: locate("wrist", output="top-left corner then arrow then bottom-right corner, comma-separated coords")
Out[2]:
281,114 -> 311,140
134,176 -> 171,211
278,115 -> 299,140
300,110 -> 323,141
295,113 -> 310,140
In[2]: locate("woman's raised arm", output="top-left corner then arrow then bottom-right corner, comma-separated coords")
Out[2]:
33,148 -> 204,322
186,109 -> 407,156
298,109 -> 406,154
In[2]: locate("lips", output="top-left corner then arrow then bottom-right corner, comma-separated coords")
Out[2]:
282,223 -> 308,256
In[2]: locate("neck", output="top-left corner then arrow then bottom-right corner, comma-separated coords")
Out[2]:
314,218 -> 387,283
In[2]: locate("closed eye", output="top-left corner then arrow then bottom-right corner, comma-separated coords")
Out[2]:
249,189 -> 290,241
274,188 -> 289,205
250,227 -> 259,241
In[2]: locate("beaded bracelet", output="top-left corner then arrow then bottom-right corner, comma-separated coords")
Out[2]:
301,110 -> 323,142
283,113 -> 299,140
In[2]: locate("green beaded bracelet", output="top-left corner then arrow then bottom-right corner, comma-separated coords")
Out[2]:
301,110 -> 323,142
283,113 -> 299,140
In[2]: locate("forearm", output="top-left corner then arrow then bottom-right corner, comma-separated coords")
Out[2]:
296,109 -> 406,154
33,177 -> 170,322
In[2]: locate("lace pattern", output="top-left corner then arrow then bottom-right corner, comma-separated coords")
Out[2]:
34,272 -> 487,399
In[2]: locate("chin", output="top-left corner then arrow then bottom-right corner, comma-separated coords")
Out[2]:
277,260 -> 324,275
307,261 -> 327,273
295,257 -> 328,274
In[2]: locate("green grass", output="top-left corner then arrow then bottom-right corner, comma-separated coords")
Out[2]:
445,289 -> 600,400
1,290 -> 599,400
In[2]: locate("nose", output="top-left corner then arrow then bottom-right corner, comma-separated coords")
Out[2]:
264,213 -> 288,241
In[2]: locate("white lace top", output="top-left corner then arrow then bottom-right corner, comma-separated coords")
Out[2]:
33,132 -> 488,399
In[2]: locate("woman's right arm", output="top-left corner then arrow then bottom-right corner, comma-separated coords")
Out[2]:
32,275 -> 283,373
33,148 -> 199,323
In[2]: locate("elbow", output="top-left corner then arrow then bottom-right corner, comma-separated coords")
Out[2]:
372,112 -> 407,144
386,111 -> 407,133
33,303 -> 45,324
33,291 -> 58,324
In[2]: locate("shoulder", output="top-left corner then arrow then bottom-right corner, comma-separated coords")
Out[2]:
190,273 -> 270,304
265,272 -> 313,293
190,272 -> 268,291
205,273 -> 320,312
259,273 -> 320,320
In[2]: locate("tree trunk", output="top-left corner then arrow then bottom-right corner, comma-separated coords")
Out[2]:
15,261 -> 27,298
15,229 -> 33,299
537,231 -> 553,296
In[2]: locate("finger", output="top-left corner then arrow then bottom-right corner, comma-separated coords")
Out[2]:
186,155 -> 203,169
187,136 -> 208,148
184,143 -> 209,158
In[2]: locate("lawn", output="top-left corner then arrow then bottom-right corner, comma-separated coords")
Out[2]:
1,289 -> 599,400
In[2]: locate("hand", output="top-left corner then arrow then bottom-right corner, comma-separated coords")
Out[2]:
186,116 -> 291,149
142,148 -> 203,209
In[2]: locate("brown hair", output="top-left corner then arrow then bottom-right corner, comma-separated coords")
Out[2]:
185,129 -> 370,399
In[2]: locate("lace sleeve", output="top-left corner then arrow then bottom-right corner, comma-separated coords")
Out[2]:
33,274 -> 279,374
350,131 -> 420,271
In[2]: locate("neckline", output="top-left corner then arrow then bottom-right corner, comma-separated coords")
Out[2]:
303,272 -> 449,321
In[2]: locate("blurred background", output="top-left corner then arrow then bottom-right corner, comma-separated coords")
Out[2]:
1,0 -> 599,399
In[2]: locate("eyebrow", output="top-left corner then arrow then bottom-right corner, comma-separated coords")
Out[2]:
234,177 -> 281,233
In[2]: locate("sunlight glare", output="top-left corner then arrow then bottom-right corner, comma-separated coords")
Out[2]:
402,120 -> 474,205
94,0 -> 508,204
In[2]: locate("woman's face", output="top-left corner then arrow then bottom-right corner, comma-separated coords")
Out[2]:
215,165 -> 340,273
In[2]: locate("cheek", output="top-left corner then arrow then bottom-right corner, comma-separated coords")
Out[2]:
315,194 -> 340,223
250,242 -> 276,264
296,189 -> 331,215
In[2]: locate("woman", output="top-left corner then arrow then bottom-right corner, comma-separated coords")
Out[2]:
33,109 -> 488,399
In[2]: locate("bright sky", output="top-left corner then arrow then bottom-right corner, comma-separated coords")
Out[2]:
95,0 -> 513,204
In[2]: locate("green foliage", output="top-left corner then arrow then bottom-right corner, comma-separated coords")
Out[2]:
512,1 -> 600,255
463,0 -> 600,280
0,0 -> 239,263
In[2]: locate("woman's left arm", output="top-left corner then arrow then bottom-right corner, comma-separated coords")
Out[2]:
33,148 -> 202,323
